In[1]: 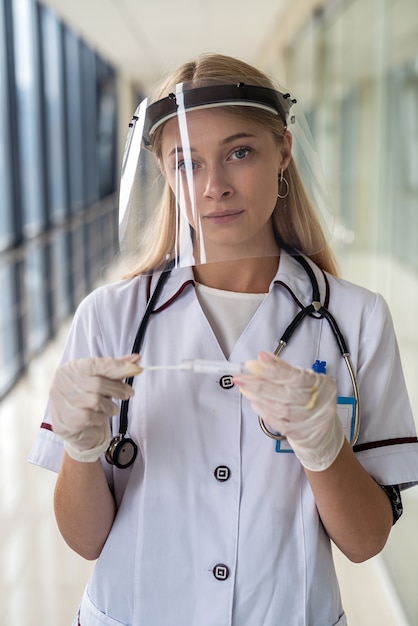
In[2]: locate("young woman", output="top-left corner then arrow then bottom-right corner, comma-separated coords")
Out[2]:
30,53 -> 418,626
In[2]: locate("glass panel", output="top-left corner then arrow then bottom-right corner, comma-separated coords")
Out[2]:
387,61 -> 418,272
80,42 -> 99,206
40,6 -> 67,223
97,61 -> 117,198
70,222 -> 86,306
51,230 -> 72,321
64,27 -> 84,213
0,262 -> 20,394
0,0 -> 13,250
339,90 -> 358,232
24,244 -> 49,353
11,0 -> 45,238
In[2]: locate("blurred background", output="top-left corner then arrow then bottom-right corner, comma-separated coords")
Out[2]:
0,0 -> 417,623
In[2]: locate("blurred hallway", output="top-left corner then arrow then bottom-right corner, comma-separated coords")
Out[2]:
1,0 -> 418,623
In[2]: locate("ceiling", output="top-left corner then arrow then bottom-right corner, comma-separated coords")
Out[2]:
37,0 -> 289,88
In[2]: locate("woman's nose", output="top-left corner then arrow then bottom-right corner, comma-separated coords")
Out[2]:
203,166 -> 233,200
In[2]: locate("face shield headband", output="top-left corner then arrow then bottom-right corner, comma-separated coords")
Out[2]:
119,81 -> 334,274
142,83 -> 297,145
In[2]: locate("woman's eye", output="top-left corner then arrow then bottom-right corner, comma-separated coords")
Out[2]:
178,160 -> 197,172
231,147 -> 252,160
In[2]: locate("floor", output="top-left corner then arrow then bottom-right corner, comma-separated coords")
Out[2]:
0,253 -> 416,625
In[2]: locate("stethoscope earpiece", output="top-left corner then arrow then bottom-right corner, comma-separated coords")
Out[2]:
105,435 -> 138,469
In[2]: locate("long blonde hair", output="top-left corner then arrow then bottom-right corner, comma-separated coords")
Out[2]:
123,53 -> 338,277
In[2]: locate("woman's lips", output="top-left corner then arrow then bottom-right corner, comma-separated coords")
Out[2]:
204,210 -> 244,224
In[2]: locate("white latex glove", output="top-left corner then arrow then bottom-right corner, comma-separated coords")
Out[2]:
49,354 -> 143,462
233,351 -> 345,471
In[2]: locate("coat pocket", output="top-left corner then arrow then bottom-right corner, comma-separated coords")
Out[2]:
75,588 -> 129,626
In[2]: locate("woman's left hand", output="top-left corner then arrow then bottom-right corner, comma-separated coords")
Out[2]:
233,352 -> 345,471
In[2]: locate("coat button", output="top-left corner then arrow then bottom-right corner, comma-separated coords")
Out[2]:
213,563 -> 230,580
219,375 -> 234,389
214,465 -> 231,482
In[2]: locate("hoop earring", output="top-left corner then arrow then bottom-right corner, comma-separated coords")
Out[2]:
277,169 -> 289,199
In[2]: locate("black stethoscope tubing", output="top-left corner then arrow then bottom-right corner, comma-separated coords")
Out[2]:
119,268 -> 172,436
106,252 -> 360,468
105,267 -> 172,468
259,251 -> 360,444
279,252 -> 348,354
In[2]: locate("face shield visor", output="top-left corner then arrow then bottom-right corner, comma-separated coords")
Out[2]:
119,79 -> 334,274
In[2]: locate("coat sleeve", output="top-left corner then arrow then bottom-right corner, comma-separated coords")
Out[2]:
353,292 -> 418,489
28,291 -> 107,473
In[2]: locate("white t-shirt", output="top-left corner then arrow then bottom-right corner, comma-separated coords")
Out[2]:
195,282 -> 266,357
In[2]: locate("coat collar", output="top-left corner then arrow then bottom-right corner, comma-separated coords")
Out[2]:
273,251 -> 330,309
147,250 -> 329,313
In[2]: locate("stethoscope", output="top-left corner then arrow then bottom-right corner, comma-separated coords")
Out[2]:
105,251 -> 360,469
258,252 -> 360,446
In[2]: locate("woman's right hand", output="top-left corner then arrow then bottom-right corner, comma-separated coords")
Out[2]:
49,355 -> 142,462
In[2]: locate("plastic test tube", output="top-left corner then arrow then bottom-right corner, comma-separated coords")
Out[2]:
143,359 -> 245,375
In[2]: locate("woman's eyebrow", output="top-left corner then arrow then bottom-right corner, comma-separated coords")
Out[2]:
168,146 -> 195,157
167,132 -> 257,157
221,132 -> 257,145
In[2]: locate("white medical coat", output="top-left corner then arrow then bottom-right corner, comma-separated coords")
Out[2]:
29,251 -> 418,626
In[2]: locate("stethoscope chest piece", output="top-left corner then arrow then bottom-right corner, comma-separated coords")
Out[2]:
105,435 -> 138,469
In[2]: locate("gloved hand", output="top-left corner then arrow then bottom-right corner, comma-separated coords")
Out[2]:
233,351 -> 345,471
49,355 -> 143,462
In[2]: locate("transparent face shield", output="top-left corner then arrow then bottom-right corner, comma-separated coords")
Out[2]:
119,79 -> 334,273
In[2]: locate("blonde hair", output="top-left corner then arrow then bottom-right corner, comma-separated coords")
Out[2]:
123,53 -> 338,277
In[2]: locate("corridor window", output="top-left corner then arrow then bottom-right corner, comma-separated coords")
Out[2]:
40,6 -> 67,224
403,72 -> 418,191
51,230 -> 72,322
80,42 -> 99,206
11,0 -> 45,238
0,263 -> 21,395
97,60 -> 118,198
24,243 -> 49,354
64,28 -> 84,213
0,0 -> 13,250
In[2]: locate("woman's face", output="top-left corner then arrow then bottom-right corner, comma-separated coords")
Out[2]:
160,108 -> 291,263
